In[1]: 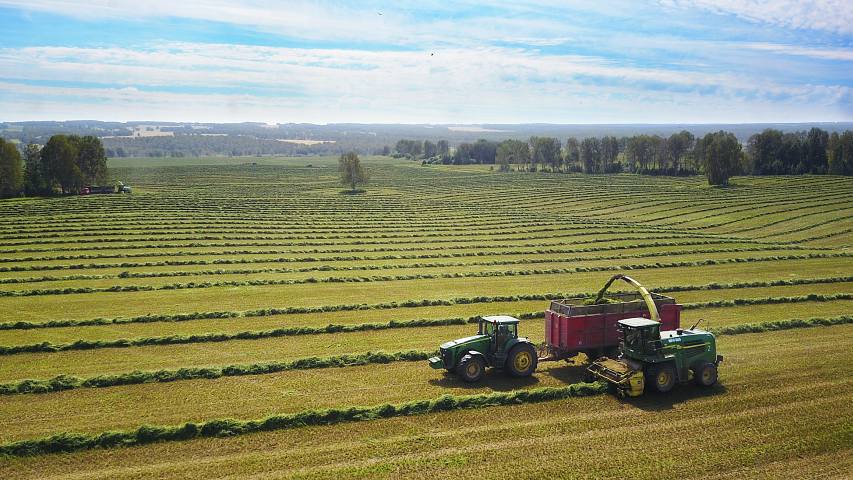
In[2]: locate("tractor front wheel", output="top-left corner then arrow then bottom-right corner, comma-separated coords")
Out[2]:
507,343 -> 538,377
648,363 -> 676,393
694,363 -> 718,387
457,354 -> 485,382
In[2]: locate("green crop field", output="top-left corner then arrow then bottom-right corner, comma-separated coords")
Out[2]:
0,156 -> 851,479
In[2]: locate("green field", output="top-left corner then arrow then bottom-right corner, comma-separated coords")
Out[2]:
0,157 -> 851,479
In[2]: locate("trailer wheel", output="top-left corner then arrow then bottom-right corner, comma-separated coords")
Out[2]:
457,355 -> 485,382
694,363 -> 718,387
648,363 -> 676,393
507,343 -> 538,377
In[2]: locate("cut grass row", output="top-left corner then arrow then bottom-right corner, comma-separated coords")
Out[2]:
1,294 -> 849,356
2,279 -> 848,346
3,251 -> 846,297
0,234 -> 786,263
0,232 -> 755,267
2,274 -> 849,332
0,382 -> 609,457
2,257 -> 848,323
0,324 -> 849,458
0,240 -> 800,277
1,313 -> 849,397
1,300 -> 849,384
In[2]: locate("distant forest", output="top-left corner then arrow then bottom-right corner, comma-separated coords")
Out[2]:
398,128 -> 853,177
2,121 -> 852,159
1,122 -> 852,183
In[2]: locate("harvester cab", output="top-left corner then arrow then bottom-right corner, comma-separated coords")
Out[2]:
586,275 -> 723,397
428,315 -> 538,383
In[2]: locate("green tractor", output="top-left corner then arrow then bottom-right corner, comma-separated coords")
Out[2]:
587,279 -> 723,397
428,315 -> 538,382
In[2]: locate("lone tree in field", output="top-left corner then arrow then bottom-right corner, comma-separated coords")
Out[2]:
338,151 -> 368,192
698,131 -> 741,186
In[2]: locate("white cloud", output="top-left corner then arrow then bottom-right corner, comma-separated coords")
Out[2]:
742,42 -> 853,61
1,42 -> 849,123
661,0 -> 853,35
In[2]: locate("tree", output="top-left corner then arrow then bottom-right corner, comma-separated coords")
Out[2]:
625,135 -> 655,172
423,140 -> 437,159
453,143 -> 474,164
41,135 -> 82,194
666,131 -> 694,173
805,127 -> 828,174
0,138 -> 24,197
699,131 -> 741,186
600,136 -> 620,173
394,139 -> 421,158
828,131 -> 853,175
77,135 -> 108,184
471,139 -> 498,164
437,140 -> 450,162
23,143 -> 50,195
496,139 -> 529,171
580,137 -> 601,173
338,151 -> 368,192
564,137 -> 580,170
530,137 -> 561,171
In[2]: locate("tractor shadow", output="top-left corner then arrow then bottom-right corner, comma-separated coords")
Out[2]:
538,362 -> 589,384
428,361 -> 590,391
428,369 -> 541,391
620,383 -> 729,411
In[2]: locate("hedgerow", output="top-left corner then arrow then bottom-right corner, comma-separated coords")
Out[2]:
0,382 -> 607,457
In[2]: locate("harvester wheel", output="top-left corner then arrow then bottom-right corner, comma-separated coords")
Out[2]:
457,354 -> 485,382
694,363 -> 718,387
648,363 -> 676,393
507,343 -> 538,377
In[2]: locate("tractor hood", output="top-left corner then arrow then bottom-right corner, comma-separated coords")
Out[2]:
440,334 -> 488,350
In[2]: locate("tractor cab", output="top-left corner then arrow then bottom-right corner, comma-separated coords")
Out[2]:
428,315 -> 538,382
479,315 -> 519,353
618,317 -> 663,359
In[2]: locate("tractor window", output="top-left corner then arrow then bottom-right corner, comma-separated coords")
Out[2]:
624,327 -> 640,349
480,321 -> 496,336
507,324 -> 518,337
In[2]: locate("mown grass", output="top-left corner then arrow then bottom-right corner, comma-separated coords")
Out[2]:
0,299 -> 849,384
0,324 -> 849,477
0,167 -> 850,478
1,280 -> 847,346
1,257 -> 848,324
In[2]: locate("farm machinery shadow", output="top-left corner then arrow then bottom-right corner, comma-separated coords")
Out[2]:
429,369 -> 542,391
619,383 -> 729,411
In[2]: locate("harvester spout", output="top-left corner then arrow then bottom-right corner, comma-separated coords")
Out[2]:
593,274 -> 660,322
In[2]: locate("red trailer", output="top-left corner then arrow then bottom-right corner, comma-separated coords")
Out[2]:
542,291 -> 681,361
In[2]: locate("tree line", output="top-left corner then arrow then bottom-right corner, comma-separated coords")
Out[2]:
0,135 -> 108,198
392,127 -> 853,185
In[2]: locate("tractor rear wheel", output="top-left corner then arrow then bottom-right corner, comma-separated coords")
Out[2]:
457,354 -> 485,382
648,363 -> 676,393
694,363 -> 718,387
507,343 -> 538,377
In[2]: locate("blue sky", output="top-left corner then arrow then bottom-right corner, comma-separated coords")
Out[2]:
0,0 -> 851,123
